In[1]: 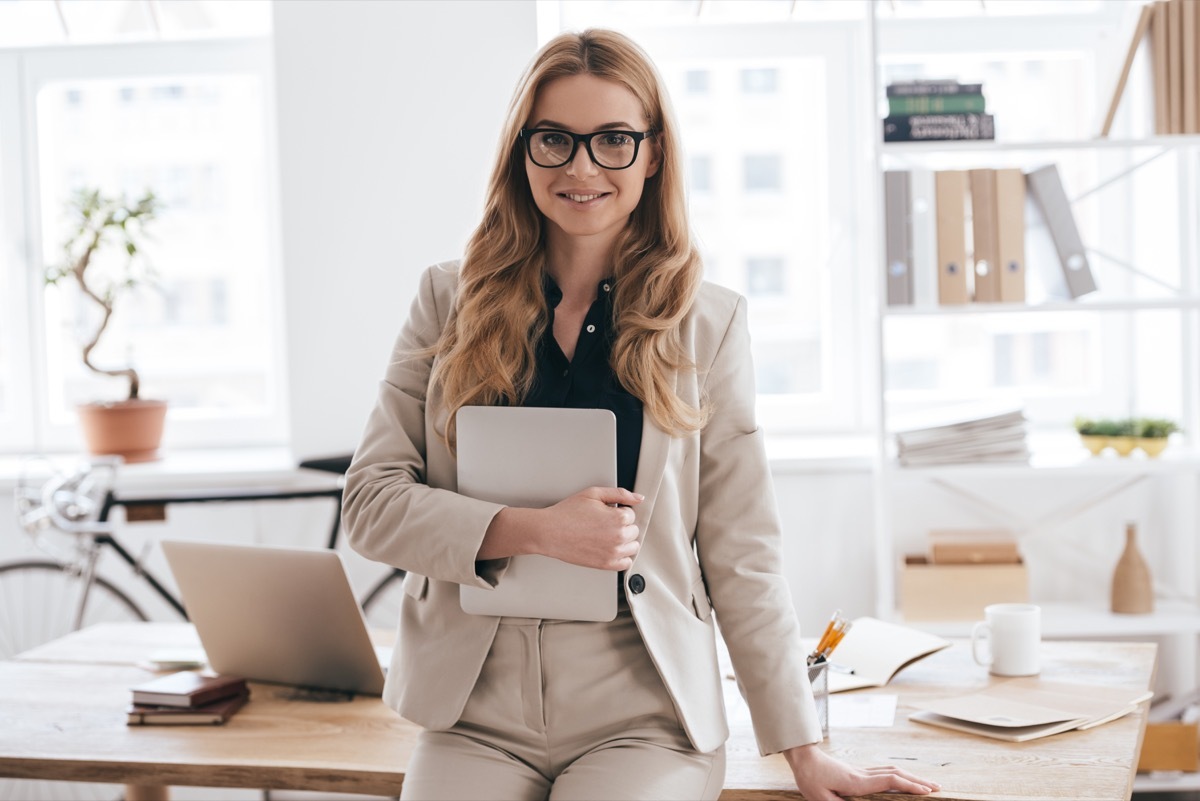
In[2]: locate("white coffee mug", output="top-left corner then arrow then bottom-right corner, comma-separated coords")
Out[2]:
971,603 -> 1041,677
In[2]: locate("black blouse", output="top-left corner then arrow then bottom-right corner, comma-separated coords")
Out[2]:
521,274 -> 643,492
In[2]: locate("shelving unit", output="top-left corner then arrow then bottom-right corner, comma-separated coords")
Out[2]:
865,3 -> 1200,791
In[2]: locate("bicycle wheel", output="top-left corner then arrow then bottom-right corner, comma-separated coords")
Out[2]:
360,568 -> 406,632
0,562 -> 145,801
0,561 -> 147,660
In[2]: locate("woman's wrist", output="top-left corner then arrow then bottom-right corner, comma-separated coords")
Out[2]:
478,506 -> 545,561
781,743 -> 822,769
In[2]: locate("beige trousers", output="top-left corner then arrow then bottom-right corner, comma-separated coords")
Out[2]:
400,605 -> 726,801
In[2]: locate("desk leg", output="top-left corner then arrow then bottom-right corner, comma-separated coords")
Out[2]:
125,784 -> 169,801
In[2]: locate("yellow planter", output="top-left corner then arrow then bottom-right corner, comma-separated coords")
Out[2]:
1137,437 -> 1169,458
1080,435 -> 1109,455
1109,436 -> 1138,456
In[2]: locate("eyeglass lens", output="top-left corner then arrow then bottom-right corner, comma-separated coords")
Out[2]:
528,131 -> 639,169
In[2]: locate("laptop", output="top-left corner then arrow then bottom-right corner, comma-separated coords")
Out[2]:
457,406 -> 618,622
160,540 -> 386,696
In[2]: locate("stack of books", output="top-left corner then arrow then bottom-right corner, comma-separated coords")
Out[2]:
883,79 -> 995,142
127,671 -> 249,726
894,408 -> 1029,467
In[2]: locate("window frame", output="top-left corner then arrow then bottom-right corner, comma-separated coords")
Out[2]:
2,37 -> 288,455
543,18 -> 872,433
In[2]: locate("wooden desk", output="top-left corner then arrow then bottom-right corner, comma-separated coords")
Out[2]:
1,623 -> 1154,801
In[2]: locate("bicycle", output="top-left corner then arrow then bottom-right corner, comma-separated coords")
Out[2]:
4,459 -> 406,801
3,455 -> 407,663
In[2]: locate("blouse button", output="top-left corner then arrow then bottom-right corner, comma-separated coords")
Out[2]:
602,283 -> 611,292
586,324 -> 596,333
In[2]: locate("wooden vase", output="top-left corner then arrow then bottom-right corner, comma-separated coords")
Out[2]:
1111,522 -> 1154,614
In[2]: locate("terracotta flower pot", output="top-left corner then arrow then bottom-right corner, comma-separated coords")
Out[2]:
77,399 -> 168,463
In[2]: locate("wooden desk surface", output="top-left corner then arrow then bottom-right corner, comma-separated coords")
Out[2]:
2,623 -> 1154,801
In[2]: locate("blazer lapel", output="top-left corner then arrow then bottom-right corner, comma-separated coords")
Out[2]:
631,369 -> 678,535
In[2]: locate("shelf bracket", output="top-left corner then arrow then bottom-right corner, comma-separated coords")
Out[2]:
927,473 -> 1149,536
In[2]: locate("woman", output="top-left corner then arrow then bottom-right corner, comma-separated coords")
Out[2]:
344,28 -> 941,801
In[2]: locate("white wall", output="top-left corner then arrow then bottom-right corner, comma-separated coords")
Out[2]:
273,0 -> 539,460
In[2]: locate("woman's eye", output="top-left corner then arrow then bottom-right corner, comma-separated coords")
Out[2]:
541,133 -> 569,147
600,133 -> 633,147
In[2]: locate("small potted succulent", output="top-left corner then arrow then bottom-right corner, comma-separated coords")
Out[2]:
44,187 -> 167,461
1135,418 -> 1181,458
1074,416 -> 1181,458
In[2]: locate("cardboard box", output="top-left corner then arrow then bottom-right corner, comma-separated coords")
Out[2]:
900,555 -> 1028,621
928,529 -> 1021,565
1138,722 -> 1200,772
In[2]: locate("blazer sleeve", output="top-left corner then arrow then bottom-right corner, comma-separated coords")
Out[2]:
694,294 -> 824,755
342,264 -> 508,589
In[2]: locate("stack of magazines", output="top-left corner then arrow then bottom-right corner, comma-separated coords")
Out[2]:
894,408 -> 1029,467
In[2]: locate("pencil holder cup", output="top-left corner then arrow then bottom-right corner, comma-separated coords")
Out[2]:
808,661 -> 830,738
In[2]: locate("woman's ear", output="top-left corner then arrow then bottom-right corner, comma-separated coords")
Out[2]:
644,137 -> 662,179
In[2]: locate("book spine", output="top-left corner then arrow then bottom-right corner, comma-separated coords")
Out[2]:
888,94 -> 986,115
883,113 -> 995,142
886,81 -> 984,97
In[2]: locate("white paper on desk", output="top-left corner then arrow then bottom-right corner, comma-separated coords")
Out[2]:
830,693 -> 898,728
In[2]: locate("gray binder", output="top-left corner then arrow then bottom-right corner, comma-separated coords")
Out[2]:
1026,164 -> 1097,299
884,170 -> 913,306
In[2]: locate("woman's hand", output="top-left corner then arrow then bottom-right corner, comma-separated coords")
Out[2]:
783,744 -> 940,800
536,487 -> 643,571
478,487 -> 642,567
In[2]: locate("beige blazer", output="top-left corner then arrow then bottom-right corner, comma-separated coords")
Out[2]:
343,261 -> 822,756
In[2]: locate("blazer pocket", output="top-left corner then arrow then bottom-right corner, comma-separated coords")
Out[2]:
403,572 -> 430,601
690,578 -> 713,621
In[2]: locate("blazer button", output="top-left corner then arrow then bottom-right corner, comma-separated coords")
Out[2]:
628,574 -> 646,594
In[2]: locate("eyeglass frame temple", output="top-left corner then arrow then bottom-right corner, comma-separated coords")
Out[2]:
518,127 -> 654,171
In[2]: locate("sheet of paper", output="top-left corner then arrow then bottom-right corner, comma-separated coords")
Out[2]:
830,693 -> 898,728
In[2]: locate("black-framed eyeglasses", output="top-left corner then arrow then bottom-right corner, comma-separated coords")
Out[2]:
520,128 -> 654,171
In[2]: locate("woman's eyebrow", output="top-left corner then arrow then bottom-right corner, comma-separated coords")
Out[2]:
531,119 -> 639,130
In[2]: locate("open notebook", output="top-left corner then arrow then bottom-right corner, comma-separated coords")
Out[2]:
826,617 -> 951,693
910,679 -> 1153,742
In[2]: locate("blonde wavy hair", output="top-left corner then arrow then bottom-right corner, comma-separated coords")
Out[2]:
430,29 -> 708,447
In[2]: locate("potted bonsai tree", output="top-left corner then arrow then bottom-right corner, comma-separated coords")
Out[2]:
44,187 -> 167,461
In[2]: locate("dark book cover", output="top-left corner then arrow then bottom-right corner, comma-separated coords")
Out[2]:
127,689 -> 250,725
883,113 -> 995,142
886,80 -> 984,97
129,671 -> 247,709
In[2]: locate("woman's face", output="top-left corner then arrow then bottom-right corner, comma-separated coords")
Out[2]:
524,73 -> 659,249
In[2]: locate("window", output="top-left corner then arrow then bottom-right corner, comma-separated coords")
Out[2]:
684,69 -> 710,94
746,257 -> 786,297
742,154 -> 783,191
689,155 -> 712,193
740,67 -> 778,93
549,5 -> 869,432
0,29 -> 284,453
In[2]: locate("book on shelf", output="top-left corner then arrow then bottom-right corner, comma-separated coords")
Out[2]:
934,170 -> 969,305
824,617 -> 951,694
127,689 -> 250,726
883,112 -> 995,142
969,169 -> 1001,303
994,168 -> 1027,303
910,679 -> 1152,742
888,94 -> 986,116
884,170 -> 913,306
909,168 -> 939,308
886,79 -> 983,97
1025,164 -> 1098,300
129,671 -> 247,709
1103,0 -> 1199,136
